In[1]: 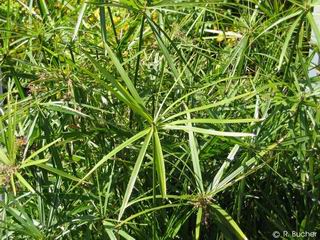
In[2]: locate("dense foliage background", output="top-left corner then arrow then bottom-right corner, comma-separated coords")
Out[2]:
0,0 -> 319,239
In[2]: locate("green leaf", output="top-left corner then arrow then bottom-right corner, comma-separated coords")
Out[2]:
117,203 -> 184,228
215,137 -> 286,193
103,222 -> 135,240
99,3 -> 107,43
147,17 -> 184,88
38,0 -> 53,25
106,229 -> 117,240
210,203 -> 248,240
164,91 -> 258,122
119,0 -> 140,10
195,207 -> 203,240
277,16 -> 301,70
20,159 -> 49,168
71,128 -> 150,190
15,172 -> 35,193
5,206 -> 44,239
24,138 -> 61,162
163,125 -> 255,137
72,2 -> 87,41
160,77 -> 241,117
209,161 -> 230,193
254,10 -> 303,41
185,105 -> 204,192
84,51 -> 152,123
0,147 -> 10,165
153,127 -> 167,197
37,163 -> 82,182
227,144 -> 240,161
103,42 -> 145,107
307,11 -> 320,50
41,102 -> 89,118
118,128 -> 153,220
169,118 -> 263,125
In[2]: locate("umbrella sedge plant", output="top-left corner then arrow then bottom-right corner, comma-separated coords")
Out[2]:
0,0 -> 319,239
